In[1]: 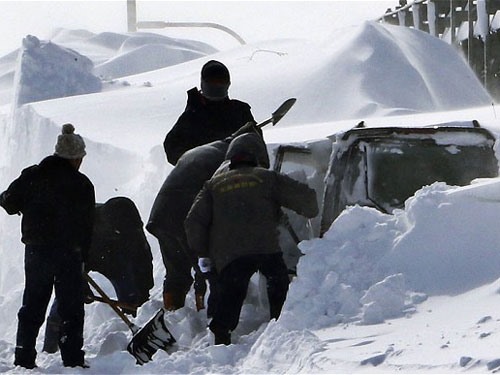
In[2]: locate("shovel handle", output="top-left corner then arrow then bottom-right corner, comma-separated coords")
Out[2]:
85,274 -> 140,334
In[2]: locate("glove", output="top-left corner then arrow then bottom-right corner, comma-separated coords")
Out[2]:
198,257 -> 212,274
229,121 -> 262,139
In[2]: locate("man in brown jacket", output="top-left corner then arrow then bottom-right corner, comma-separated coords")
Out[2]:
185,133 -> 318,345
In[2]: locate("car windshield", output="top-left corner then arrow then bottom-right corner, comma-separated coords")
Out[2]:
364,136 -> 498,212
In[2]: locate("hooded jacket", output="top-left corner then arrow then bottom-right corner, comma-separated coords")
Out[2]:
185,166 -> 319,273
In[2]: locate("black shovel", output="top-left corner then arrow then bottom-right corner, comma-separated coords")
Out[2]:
85,274 -> 176,365
256,98 -> 296,128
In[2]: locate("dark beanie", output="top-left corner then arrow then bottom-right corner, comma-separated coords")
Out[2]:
201,60 -> 230,83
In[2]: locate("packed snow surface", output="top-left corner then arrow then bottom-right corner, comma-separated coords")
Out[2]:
1,20 -> 500,373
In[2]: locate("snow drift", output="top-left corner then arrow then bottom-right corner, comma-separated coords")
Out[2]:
3,22 -> 492,181
296,22 -> 492,122
13,35 -> 101,107
282,180 -> 500,332
2,19 -> 500,373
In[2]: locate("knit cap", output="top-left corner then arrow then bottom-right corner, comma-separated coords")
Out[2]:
200,60 -> 231,101
201,60 -> 230,83
54,123 -> 86,159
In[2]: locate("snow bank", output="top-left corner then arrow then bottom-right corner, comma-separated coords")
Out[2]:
6,22 -> 492,176
116,21 -> 492,126
49,29 -> 218,79
94,44 -> 206,80
93,33 -> 217,79
280,180 -> 500,330
13,35 -> 101,107
293,22 -> 492,123
0,29 -> 219,107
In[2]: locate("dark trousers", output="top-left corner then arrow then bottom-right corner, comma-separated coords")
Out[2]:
158,233 -> 206,297
16,245 -> 85,366
209,253 -> 290,335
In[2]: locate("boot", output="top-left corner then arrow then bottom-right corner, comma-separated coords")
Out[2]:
214,331 -> 231,346
195,293 -> 205,311
42,319 -> 61,353
14,347 -> 37,369
64,360 -> 89,368
163,292 -> 185,311
61,348 -> 87,368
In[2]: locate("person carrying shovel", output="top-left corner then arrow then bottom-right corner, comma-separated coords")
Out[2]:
155,60 -> 256,312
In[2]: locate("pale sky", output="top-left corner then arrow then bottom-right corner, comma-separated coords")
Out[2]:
0,1 -> 395,55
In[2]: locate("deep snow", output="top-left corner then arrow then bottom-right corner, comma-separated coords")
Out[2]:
1,18 -> 500,374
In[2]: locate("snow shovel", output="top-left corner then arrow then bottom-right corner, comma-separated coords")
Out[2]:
256,97 -> 296,128
85,274 -> 176,365
85,274 -> 141,334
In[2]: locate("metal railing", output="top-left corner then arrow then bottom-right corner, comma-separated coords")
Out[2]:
378,0 -> 500,97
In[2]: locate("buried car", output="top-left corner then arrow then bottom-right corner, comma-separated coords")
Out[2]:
273,121 -> 499,256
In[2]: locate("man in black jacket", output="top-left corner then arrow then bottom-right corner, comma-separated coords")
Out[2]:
185,133 -> 319,345
163,60 -> 255,165
0,124 -> 95,369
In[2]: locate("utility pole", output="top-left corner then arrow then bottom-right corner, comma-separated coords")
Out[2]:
468,0 -> 472,64
450,0 -> 455,44
127,0 -> 137,32
477,0 -> 488,87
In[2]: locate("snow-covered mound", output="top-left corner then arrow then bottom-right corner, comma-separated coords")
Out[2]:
295,22 -> 492,121
13,35 -> 101,107
5,22 -> 491,172
93,43 -> 207,79
50,29 -> 218,80
0,29 -> 219,106
116,21 -> 492,125
69,31 -> 218,79
281,180 -> 500,331
48,29 -> 218,72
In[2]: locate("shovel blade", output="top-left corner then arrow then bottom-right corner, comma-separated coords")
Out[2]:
271,98 -> 296,125
127,308 -> 176,365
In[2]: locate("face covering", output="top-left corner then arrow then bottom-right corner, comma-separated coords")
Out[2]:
201,79 -> 230,101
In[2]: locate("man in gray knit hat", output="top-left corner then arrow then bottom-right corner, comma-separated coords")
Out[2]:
0,124 -> 95,369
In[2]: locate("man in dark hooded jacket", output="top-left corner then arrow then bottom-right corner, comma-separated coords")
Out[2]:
148,123 -> 268,311
0,124 -> 95,369
185,133 -> 319,345
163,60 -> 255,165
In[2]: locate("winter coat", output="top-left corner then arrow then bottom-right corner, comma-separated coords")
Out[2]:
163,88 -> 254,165
147,140 -> 230,239
184,166 -> 319,273
0,155 -> 95,260
89,197 -> 153,306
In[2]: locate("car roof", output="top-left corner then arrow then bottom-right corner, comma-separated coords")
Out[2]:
335,123 -> 495,143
